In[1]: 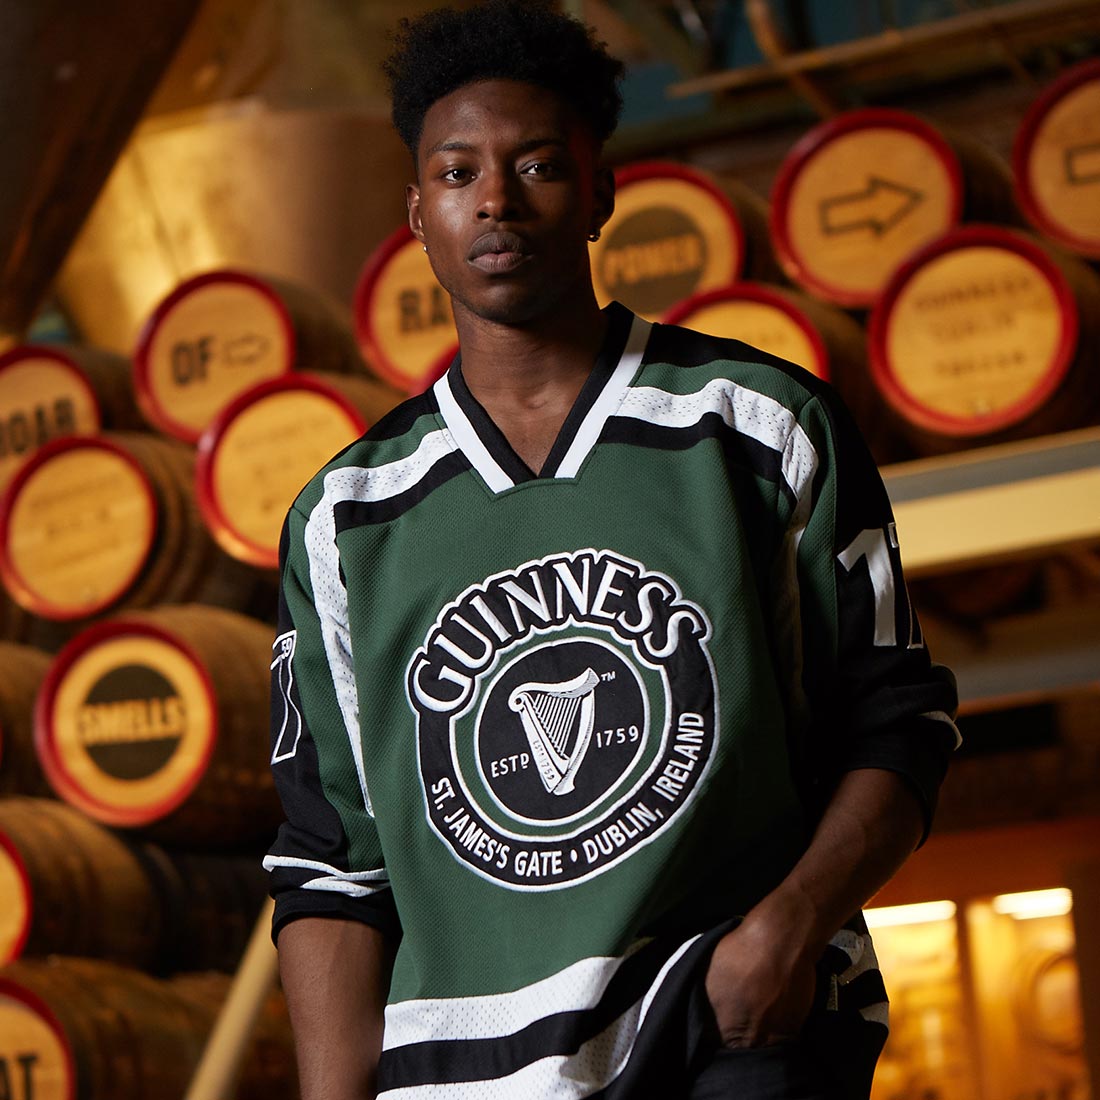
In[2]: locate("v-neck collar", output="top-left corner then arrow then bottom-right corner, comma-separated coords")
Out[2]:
433,303 -> 651,491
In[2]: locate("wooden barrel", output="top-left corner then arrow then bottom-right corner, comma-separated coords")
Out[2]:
0,432 -> 263,622
868,225 -> 1100,452
662,281 -> 900,461
1013,58 -> 1100,260
195,371 -> 403,567
0,797 -> 268,971
133,269 -> 368,442
0,643 -> 52,796
168,972 -> 297,1100
589,161 -> 781,321
0,958 -> 294,1100
353,225 -> 460,394
155,849 -> 271,972
770,108 -> 1019,309
34,605 -> 279,846
0,798 -> 159,968
0,344 -> 145,490
0,591 -> 74,653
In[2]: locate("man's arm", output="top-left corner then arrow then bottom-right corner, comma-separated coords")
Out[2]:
279,918 -> 396,1100
702,382 -> 958,1047
705,766 -> 924,1048
267,512 -> 402,1096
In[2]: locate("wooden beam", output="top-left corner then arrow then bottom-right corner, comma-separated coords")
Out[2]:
0,0 -> 201,343
882,428 -> 1100,575
924,601 -> 1100,713
668,0 -> 1100,98
604,0 -> 712,76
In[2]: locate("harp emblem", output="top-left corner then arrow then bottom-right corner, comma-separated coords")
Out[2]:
508,668 -> 600,795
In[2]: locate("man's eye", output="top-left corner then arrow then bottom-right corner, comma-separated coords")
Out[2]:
523,161 -> 559,177
442,167 -> 471,183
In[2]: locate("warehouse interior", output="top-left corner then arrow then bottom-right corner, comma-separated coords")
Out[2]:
0,1 -> 1099,1097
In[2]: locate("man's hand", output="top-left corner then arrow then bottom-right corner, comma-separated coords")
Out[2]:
704,768 -> 927,1049
704,897 -> 817,1048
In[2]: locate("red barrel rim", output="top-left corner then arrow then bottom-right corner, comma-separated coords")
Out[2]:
1012,58 -> 1100,260
353,224 -> 440,394
132,269 -> 297,443
0,827 -> 32,961
605,159 -> 748,283
34,618 -> 219,828
0,344 -> 104,430
195,374 -> 370,569
769,107 -> 965,308
0,435 -> 159,621
662,282 -> 831,381
868,224 -> 1079,437
0,975 -> 76,1100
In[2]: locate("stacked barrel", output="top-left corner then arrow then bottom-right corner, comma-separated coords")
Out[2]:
0,268 -> 408,1098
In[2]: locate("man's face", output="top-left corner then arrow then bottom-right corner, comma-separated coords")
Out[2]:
407,79 -> 613,327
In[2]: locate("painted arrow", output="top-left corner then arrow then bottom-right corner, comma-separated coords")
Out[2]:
819,176 -> 925,237
223,332 -> 271,365
1065,142 -> 1100,186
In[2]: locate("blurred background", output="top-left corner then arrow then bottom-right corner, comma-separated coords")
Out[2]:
0,2 -> 1098,1097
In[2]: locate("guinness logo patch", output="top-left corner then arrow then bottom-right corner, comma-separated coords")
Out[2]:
407,549 -> 717,891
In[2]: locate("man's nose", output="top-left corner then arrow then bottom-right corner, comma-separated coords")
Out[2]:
476,168 -> 524,221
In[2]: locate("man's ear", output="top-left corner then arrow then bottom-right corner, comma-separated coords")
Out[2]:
407,182 -> 423,242
592,167 -> 615,237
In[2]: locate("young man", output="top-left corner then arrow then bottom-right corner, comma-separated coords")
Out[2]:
265,3 -> 959,1098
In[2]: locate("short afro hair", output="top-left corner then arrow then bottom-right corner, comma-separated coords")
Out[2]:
384,0 -> 625,156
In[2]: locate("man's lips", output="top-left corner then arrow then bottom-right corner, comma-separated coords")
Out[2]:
468,231 -> 532,272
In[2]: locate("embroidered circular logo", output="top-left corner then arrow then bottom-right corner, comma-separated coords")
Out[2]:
476,638 -> 647,826
407,549 -> 717,891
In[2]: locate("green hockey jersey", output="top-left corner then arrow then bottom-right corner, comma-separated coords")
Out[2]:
265,302 -> 958,1098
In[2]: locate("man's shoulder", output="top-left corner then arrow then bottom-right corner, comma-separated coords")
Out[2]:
290,387 -> 442,518
640,320 -> 832,413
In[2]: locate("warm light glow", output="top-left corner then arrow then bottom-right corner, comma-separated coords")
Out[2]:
865,900 -> 957,928
991,888 -> 1073,920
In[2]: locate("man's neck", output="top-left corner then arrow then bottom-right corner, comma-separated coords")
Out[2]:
454,296 -> 609,474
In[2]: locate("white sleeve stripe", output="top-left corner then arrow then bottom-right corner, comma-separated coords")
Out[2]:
921,709 -> 963,749
614,379 -> 819,505
263,854 -> 388,880
300,876 -> 391,897
301,433 -> 462,818
382,939 -> 652,1047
